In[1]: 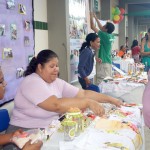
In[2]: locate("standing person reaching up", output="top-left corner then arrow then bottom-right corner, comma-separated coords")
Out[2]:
90,12 -> 115,84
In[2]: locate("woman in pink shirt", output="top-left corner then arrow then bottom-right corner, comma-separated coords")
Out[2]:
0,68 -> 42,150
4,49 -> 122,149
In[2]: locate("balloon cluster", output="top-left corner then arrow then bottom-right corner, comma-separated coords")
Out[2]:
112,7 -> 125,24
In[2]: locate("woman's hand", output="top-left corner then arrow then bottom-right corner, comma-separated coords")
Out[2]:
112,99 -> 123,107
88,100 -> 105,116
23,140 -> 43,150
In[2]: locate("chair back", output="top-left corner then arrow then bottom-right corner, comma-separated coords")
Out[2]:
0,109 -> 10,132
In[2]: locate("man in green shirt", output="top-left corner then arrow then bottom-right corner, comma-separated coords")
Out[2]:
90,13 -> 115,84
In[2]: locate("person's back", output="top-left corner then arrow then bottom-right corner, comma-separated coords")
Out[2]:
98,30 -> 114,63
90,13 -> 115,84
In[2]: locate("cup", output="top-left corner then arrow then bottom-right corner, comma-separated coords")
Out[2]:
63,121 -> 76,141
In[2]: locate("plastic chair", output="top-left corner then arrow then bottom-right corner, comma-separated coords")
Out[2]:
0,109 -> 10,132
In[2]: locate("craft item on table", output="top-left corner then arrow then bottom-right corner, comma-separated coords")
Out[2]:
12,129 -> 46,149
112,64 -> 126,76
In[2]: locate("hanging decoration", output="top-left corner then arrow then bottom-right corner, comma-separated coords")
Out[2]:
112,7 -> 125,24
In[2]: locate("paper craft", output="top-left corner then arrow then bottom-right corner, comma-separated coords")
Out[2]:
6,0 -> 15,9
2,48 -> 13,59
10,24 -> 17,40
0,24 -> 5,36
19,4 -> 26,15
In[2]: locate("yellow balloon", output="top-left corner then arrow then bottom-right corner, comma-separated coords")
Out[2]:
113,15 -> 120,21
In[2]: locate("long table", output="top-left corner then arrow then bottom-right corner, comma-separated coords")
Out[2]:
99,81 -> 145,104
41,106 -> 144,150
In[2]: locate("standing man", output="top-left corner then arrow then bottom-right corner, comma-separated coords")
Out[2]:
90,13 -> 115,84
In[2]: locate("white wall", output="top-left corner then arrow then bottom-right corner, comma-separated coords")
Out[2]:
34,0 -> 49,55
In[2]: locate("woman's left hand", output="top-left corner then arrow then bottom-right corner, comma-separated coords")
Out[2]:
113,99 -> 123,107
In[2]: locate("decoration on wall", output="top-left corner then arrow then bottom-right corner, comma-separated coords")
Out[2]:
0,24 -> 5,36
10,24 -> 17,40
112,7 -> 125,24
6,0 -> 15,9
2,48 -> 13,59
19,4 -> 26,14
0,0 -> 34,105
16,67 -> 24,79
25,20 -> 30,31
28,55 -> 33,63
24,36 -> 30,46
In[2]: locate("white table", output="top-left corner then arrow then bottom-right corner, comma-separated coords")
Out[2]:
41,106 -> 144,150
99,81 -> 145,104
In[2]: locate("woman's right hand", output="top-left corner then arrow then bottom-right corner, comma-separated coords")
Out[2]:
88,100 -> 105,116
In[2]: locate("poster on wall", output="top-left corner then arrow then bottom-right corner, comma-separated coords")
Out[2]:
69,0 -> 88,83
0,0 -> 34,105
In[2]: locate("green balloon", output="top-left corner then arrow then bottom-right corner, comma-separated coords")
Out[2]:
115,7 -> 121,15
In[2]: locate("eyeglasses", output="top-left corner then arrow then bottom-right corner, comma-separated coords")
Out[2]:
0,79 -> 7,87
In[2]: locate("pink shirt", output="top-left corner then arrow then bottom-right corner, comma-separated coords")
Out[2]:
143,73 -> 150,128
10,73 -> 79,128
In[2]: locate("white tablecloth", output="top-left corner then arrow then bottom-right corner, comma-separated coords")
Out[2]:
41,106 -> 144,150
113,58 -> 134,73
99,81 -> 145,104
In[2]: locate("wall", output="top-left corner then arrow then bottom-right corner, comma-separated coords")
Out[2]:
47,0 -> 70,82
33,0 -> 48,55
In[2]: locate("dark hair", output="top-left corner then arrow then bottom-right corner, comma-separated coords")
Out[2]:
120,45 -> 124,50
131,40 -> 138,49
24,49 -> 58,76
79,33 -> 99,53
106,22 -> 115,34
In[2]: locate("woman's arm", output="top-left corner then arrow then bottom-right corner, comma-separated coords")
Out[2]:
0,133 -> 13,145
37,95 -> 105,116
76,89 -> 123,107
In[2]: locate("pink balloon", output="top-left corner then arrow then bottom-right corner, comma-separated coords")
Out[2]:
119,15 -> 124,21
120,8 -> 125,14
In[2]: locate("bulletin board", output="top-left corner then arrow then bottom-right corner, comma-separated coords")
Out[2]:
0,0 -> 34,105
69,0 -> 88,83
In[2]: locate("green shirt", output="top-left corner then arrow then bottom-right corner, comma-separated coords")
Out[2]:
98,30 -> 114,64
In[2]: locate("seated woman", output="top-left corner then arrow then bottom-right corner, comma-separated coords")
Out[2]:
4,49 -> 122,149
0,68 -> 42,150
118,45 -> 126,58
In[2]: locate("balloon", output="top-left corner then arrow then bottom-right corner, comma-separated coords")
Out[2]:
112,7 -> 115,15
113,20 -> 119,24
119,15 -> 124,21
120,8 -> 125,15
113,15 -> 120,22
114,7 -> 120,15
